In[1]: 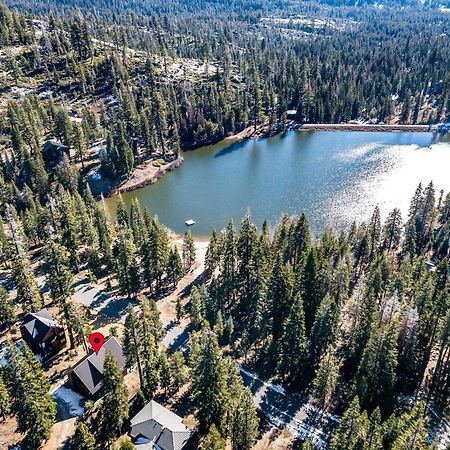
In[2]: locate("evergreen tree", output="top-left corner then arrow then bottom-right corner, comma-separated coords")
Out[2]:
309,295 -> 339,367
356,321 -> 399,413
205,229 -> 221,276
114,228 -> 140,298
182,230 -> 196,272
123,304 -> 144,387
301,247 -> 322,332
382,208 -> 403,253
230,387 -> 259,450
391,403 -> 429,450
190,285 -> 206,329
176,297 -> 185,322
0,286 -> 16,329
167,247 -> 183,287
267,255 -> 293,342
0,369 -> 10,421
329,396 -> 365,450
159,352 -> 171,393
169,351 -> 188,390
278,293 -> 306,380
201,424 -> 226,450
5,342 -> 56,447
312,346 -> 339,410
11,251 -> 43,313
191,329 -> 228,432
72,420 -> 96,450
100,350 -> 129,443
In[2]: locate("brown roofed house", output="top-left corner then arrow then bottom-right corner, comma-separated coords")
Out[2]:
130,400 -> 194,450
20,308 -> 66,358
68,336 -> 126,397
42,139 -> 70,169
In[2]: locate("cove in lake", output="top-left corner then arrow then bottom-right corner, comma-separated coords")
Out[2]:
105,131 -> 450,238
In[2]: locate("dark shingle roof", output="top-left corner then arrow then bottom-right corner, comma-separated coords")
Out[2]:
131,401 -> 193,450
71,336 -> 125,395
21,309 -> 62,343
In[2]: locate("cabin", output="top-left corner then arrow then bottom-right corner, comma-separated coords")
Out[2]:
42,139 -> 70,169
286,109 -> 297,119
130,400 -> 194,450
20,309 -> 66,358
67,336 -> 126,397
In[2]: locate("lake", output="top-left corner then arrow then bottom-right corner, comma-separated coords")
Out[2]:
105,131 -> 450,238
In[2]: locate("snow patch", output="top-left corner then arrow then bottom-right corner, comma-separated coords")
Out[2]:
240,368 -> 286,395
52,386 -> 85,417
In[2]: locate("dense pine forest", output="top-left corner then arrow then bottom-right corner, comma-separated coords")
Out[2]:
0,0 -> 449,449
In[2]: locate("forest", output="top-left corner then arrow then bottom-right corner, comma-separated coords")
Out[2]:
0,0 -> 449,449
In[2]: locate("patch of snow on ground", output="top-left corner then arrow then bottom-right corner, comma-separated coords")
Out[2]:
88,169 -> 102,180
240,368 -> 286,395
52,386 -> 85,417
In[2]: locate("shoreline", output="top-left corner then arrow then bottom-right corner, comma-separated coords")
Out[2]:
112,156 -> 183,194
293,123 -> 433,132
96,121 -> 438,198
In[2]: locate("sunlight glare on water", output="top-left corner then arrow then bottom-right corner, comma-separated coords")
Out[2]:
329,142 -> 450,229
107,132 -> 450,237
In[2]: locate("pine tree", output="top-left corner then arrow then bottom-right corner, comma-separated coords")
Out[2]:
382,208 -> 403,253
159,352 -> 171,393
54,106 -> 73,147
0,369 -> 10,420
5,342 -> 56,447
169,351 -> 188,390
278,293 -> 306,380
72,420 -> 96,450
329,396 -> 365,450
190,285 -> 206,329
43,240 -> 79,348
391,403 -> 428,450
219,219 -> 238,312
291,213 -> 311,272
11,251 -> 42,313
0,286 -> 16,329
123,304 -> 144,387
309,295 -> 339,367
167,247 -> 183,287
183,230 -> 196,272
312,346 -> 339,410
191,329 -> 228,432
205,229 -> 221,276
176,297 -> 185,322
369,206 -> 382,259
201,424 -> 226,450
301,247 -> 322,332
58,193 -> 81,271
356,321 -> 399,412
72,122 -> 88,168
230,387 -> 259,450
100,350 -> 129,443
114,227 -> 140,298
142,333 -> 160,399
267,255 -> 293,342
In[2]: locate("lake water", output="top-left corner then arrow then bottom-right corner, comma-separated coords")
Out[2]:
105,131 -> 450,238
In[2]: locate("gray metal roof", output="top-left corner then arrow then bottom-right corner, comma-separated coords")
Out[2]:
130,401 -> 193,450
71,336 -> 125,395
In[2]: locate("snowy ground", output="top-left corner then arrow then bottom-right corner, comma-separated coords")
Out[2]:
52,385 -> 85,419
240,368 -> 338,448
